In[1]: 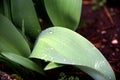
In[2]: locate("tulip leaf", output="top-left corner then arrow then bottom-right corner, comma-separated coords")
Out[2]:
11,0 -> 41,38
30,27 -> 116,80
1,52 -> 44,75
3,0 -> 11,20
44,0 -> 82,30
0,0 -> 4,15
0,14 -> 30,57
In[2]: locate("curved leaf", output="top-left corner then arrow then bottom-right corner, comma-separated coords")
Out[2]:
3,0 -> 11,20
44,0 -> 82,30
0,14 -> 30,57
33,0 -> 53,27
30,27 -> 116,80
11,0 -> 41,38
1,52 -> 44,75
0,0 -> 4,14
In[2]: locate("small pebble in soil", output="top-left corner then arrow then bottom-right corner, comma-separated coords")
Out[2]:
111,39 -> 118,44
101,30 -> 107,34
102,38 -> 107,42
112,53 -> 115,56
114,34 -> 118,37
115,48 -> 119,52
101,45 -> 105,48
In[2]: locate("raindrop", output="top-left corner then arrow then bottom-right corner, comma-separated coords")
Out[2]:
63,59 -> 66,62
41,54 -> 47,59
50,57 -> 54,61
49,31 -> 53,34
50,48 -> 54,50
71,62 -> 75,65
109,76 -> 112,80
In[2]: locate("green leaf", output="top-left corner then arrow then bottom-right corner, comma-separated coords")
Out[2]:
0,0 -> 4,14
44,62 -> 64,70
44,0 -> 82,30
33,0 -> 53,27
1,52 -> 45,75
30,27 -> 116,80
11,0 -> 41,38
0,14 -> 30,57
3,0 -> 11,20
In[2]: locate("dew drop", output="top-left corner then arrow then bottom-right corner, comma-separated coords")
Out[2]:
63,59 -> 66,62
50,57 -> 54,61
41,54 -> 47,59
50,48 -> 54,50
71,62 -> 75,65
49,31 -> 53,34
109,76 -> 112,80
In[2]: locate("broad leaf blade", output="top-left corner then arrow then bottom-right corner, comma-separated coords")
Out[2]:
11,0 -> 41,38
1,52 -> 44,75
44,0 -> 82,30
30,27 -> 116,80
0,14 -> 30,57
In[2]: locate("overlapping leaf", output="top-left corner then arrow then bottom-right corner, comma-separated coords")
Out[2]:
0,14 -> 30,57
30,27 -> 116,80
1,52 -> 44,75
11,0 -> 41,38
3,0 -> 11,20
44,0 -> 82,30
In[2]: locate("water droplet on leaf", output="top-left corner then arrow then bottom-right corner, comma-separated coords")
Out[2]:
50,57 -> 54,61
49,31 -> 53,34
41,54 -> 47,59
63,59 -> 66,62
50,48 -> 54,50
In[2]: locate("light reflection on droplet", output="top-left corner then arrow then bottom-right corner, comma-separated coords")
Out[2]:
50,57 -> 54,61
49,31 -> 53,34
71,62 -> 75,65
94,61 -> 105,69
63,59 -> 66,62
50,48 -> 54,50
41,54 -> 47,59
109,76 -> 112,80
